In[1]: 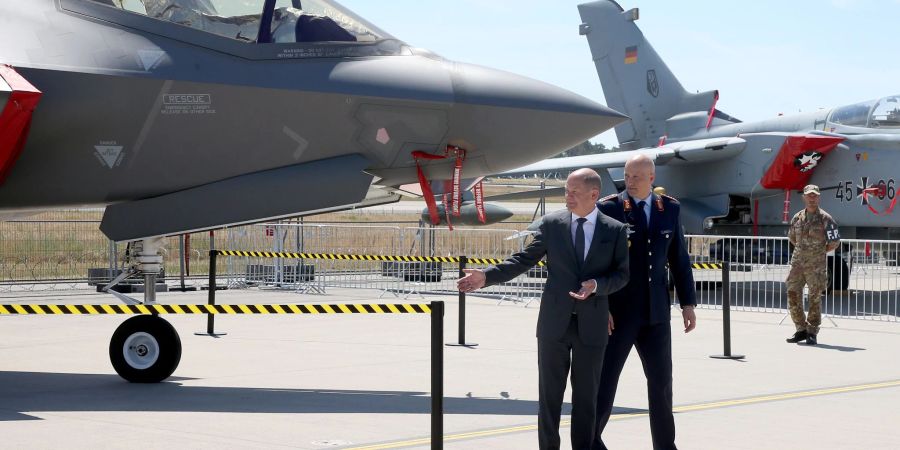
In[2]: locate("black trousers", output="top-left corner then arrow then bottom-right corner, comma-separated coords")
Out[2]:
593,319 -> 675,450
537,315 -> 606,450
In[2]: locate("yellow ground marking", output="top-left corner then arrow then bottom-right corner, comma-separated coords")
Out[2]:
347,379 -> 900,449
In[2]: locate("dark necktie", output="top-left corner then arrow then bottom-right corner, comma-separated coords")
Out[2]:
575,217 -> 587,263
636,201 -> 648,229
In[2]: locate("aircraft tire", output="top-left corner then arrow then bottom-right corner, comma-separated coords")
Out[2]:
109,315 -> 182,383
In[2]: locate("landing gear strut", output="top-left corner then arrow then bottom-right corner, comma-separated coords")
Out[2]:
104,238 -> 182,382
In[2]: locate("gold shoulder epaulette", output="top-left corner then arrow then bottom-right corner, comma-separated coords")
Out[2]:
661,194 -> 680,203
600,194 -> 618,202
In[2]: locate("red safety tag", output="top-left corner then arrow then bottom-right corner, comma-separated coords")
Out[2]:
442,193 -> 453,230
782,190 -> 791,223
411,146 -> 466,226
473,180 -> 486,224
452,152 -> 463,216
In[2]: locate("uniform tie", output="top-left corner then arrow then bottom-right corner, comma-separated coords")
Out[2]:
575,217 -> 587,263
636,200 -> 648,229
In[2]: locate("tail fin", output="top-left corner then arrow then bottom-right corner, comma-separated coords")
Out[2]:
578,1 -> 732,149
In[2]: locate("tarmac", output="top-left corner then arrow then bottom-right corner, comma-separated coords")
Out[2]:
1,286 -> 899,449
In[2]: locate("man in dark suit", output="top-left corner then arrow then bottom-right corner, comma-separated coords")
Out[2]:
593,155 -> 697,450
458,168 -> 629,450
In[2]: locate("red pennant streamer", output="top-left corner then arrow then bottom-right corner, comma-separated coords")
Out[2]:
473,180 -> 486,224
705,91 -> 719,130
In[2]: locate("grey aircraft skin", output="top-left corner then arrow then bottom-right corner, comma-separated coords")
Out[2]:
0,0 -> 627,383
508,0 -> 900,241
0,0 -> 626,242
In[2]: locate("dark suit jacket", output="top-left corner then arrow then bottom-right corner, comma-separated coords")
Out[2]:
599,192 -> 696,324
484,209 -> 629,345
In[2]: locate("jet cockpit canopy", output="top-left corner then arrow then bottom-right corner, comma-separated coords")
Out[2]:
828,95 -> 900,129
94,0 -> 392,45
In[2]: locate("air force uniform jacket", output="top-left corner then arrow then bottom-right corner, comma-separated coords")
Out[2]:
598,192 -> 696,324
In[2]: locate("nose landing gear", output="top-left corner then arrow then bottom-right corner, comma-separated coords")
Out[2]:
104,237 -> 183,383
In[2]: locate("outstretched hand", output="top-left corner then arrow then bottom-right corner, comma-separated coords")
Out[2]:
568,279 -> 597,301
457,268 -> 486,293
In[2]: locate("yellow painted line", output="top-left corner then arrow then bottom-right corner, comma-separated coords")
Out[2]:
347,379 -> 900,450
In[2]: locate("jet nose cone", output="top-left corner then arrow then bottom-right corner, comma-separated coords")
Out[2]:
444,62 -> 627,174
450,62 -> 623,118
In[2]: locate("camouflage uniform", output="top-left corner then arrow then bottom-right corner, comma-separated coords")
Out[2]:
786,208 -> 839,335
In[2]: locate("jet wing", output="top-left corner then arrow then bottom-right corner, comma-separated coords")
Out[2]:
501,136 -> 747,176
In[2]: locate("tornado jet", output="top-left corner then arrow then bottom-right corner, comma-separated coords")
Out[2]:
0,0 -> 625,382
506,0 -> 900,241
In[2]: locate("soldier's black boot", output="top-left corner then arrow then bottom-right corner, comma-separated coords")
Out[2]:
806,334 -> 817,345
786,330 -> 808,343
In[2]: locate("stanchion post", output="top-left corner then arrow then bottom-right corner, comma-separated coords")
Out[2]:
431,301 -> 444,449
447,256 -> 477,347
711,261 -> 743,359
196,250 -> 226,337
172,235 -> 197,292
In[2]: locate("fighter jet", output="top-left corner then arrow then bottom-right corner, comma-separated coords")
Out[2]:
0,0 -> 625,382
508,0 -> 900,243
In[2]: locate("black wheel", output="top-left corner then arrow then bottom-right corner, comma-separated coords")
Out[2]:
109,315 -> 181,383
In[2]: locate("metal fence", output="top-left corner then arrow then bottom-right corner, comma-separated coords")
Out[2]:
219,223 -> 543,301
685,235 -> 899,322
1,213 -> 898,322
0,210 -> 218,292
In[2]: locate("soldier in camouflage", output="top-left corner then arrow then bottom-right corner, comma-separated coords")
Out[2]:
785,184 -> 840,346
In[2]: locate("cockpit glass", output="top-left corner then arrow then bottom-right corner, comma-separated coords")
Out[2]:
829,96 -> 900,129
829,100 -> 871,127
90,0 -> 389,44
871,96 -> 900,129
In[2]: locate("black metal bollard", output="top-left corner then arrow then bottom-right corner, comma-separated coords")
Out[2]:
711,261 -> 744,359
431,301 -> 444,449
195,250 -> 226,337
446,256 -> 477,347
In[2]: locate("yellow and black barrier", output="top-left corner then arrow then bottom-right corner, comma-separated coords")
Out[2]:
211,250 -> 545,267
692,263 -> 722,270
2,298 -> 447,449
0,303 -> 431,315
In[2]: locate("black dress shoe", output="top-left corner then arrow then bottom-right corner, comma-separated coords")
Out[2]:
786,330 -> 808,343
806,334 -> 817,345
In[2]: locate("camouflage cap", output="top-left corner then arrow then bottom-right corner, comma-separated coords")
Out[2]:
802,184 -> 820,195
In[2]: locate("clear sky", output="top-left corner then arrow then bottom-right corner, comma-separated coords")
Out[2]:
342,0 -> 900,149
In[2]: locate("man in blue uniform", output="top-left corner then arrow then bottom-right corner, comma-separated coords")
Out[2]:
593,155 -> 697,450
